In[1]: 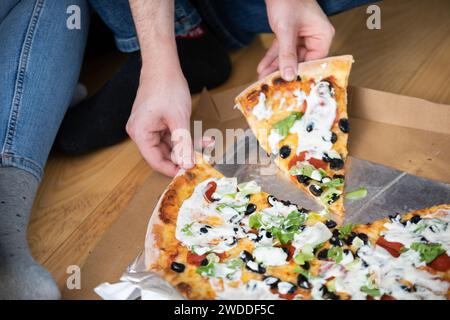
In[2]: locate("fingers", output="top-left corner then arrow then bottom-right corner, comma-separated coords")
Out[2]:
137,133 -> 179,177
277,27 -> 298,81
257,40 -> 279,76
168,115 -> 194,170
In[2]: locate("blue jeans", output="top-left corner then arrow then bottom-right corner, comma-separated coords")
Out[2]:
0,0 -> 89,180
0,0 -> 374,181
91,0 -> 378,51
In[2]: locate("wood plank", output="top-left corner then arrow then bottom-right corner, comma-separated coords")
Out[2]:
43,159 -> 151,288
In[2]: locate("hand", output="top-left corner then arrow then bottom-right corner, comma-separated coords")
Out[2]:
126,67 -> 194,177
258,0 -> 335,80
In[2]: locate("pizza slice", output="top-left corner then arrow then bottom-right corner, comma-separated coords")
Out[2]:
235,55 -> 353,220
145,157 -> 449,300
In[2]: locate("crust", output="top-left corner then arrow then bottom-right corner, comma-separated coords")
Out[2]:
235,55 -> 354,107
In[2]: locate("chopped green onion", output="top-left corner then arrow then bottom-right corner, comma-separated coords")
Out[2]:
410,242 -> 445,263
345,187 -> 368,200
272,112 -> 303,137
327,246 -> 344,263
360,286 -> 381,297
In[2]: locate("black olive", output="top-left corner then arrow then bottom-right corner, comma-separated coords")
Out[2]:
281,199 -> 292,206
263,276 -> 280,289
267,195 -> 278,206
389,213 -> 401,221
281,247 -> 289,255
233,227 -> 239,232
361,260 -> 369,268
338,118 -> 350,133
329,236 -> 343,246
245,194 -> 251,200
286,283 -> 297,294
330,132 -> 337,144
410,215 -> 422,224
170,262 -> 185,273
245,203 -> 257,215
298,207 -> 310,214
226,237 -> 237,246
309,184 -> 323,197
344,233 -> 356,245
321,285 -> 340,300
200,259 -> 209,266
322,153 -> 332,163
257,263 -> 266,274
327,193 -> 340,205
330,158 -> 344,170
357,233 -> 369,244
297,274 -> 311,289
303,261 -> 311,270
318,249 -> 329,260
343,249 -> 351,255
296,175 -> 311,186
306,123 -> 314,132
325,220 -> 337,229
279,145 -> 291,159
332,229 -> 340,237
240,250 -> 254,262
200,227 -> 208,233
333,174 -> 345,180
265,231 -> 272,238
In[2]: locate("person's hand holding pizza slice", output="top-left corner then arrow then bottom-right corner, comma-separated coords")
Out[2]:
258,0 -> 335,80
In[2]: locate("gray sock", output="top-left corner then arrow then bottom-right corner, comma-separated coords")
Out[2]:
0,167 -> 60,300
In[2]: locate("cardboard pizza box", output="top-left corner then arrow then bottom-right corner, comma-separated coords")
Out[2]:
62,86 -> 450,299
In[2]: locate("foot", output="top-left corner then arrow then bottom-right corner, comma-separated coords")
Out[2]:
0,254 -> 61,300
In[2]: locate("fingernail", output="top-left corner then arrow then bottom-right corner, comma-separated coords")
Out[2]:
283,67 -> 295,81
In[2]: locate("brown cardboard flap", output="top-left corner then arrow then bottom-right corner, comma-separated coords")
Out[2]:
348,86 -> 450,135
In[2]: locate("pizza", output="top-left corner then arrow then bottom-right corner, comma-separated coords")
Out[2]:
145,158 -> 450,300
234,55 -> 353,220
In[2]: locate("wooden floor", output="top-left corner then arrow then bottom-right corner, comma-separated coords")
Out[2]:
28,0 -> 450,289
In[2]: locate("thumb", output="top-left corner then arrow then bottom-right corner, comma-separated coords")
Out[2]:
169,115 -> 194,170
277,28 -> 298,81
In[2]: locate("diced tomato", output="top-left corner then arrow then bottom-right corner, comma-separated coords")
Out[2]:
288,152 -> 307,169
428,253 -> 450,272
186,251 -> 227,266
380,294 -> 396,300
376,236 -> 404,258
308,157 -> 328,170
186,252 -> 206,266
279,245 -> 295,260
204,181 -> 217,202
279,293 -> 296,300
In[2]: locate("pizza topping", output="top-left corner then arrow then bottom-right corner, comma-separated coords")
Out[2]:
246,260 -> 266,274
253,246 -> 288,266
410,242 -> 445,264
309,184 -> 323,197
289,81 -> 337,161
203,181 -> 217,202
345,187 -> 368,200
338,118 -> 350,133
428,253 -> 450,271
214,279 -> 281,300
320,188 -> 342,205
325,219 -> 337,229
245,203 -> 257,215
279,145 -> 291,159
329,158 -> 344,170
252,92 -> 272,120
292,222 -> 332,253
268,129 -> 284,155
278,282 -> 296,295
263,276 -> 280,289
171,262 -> 186,273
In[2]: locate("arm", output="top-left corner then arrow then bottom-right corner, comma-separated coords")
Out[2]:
126,0 -> 194,176
257,0 -> 335,80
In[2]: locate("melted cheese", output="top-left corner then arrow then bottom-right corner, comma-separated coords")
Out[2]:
292,222 -> 332,250
290,81 -> 336,160
252,92 -> 272,120
253,246 -> 288,266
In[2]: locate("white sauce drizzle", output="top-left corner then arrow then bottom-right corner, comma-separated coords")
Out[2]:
252,92 -> 272,120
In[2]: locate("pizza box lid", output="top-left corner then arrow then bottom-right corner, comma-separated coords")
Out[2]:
62,85 -> 450,299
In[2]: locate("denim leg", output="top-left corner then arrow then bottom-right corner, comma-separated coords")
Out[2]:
0,0 -> 89,180
88,0 -> 202,52
197,0 -> 380,49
